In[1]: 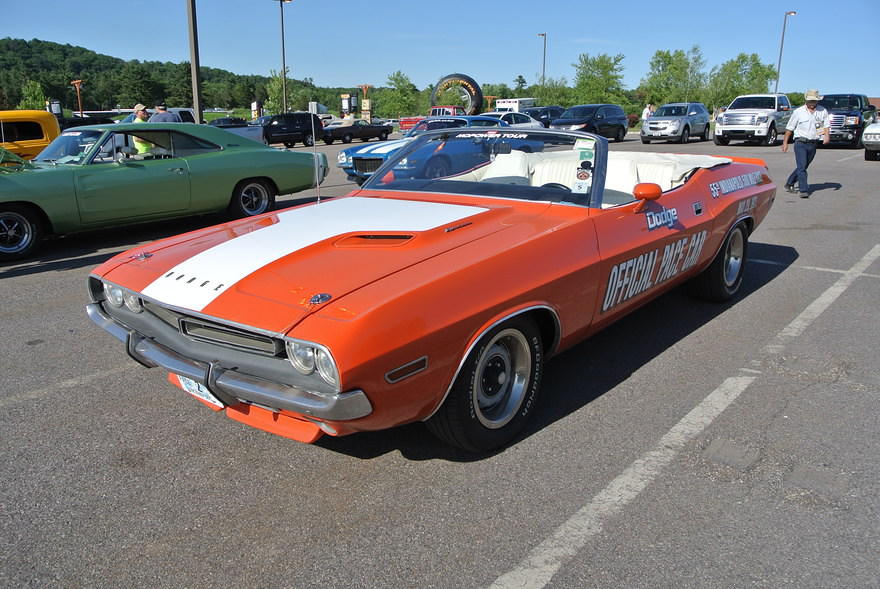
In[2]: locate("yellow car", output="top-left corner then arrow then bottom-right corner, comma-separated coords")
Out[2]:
0,110 -> 61,160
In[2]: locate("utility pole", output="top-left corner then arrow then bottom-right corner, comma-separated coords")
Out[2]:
538,33 -> 547,86
186,0 -> 203,123
70,80 -> 84,117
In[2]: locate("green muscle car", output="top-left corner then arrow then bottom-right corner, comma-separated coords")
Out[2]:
0,123 -> 328,261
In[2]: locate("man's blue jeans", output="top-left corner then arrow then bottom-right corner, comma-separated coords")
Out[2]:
786,140 -> 818,193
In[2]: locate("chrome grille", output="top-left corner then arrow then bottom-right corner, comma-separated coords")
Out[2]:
725,113 -> 756,125
143,301 -> 282,356
828,114 -> 845,128
353,158 -> 384,174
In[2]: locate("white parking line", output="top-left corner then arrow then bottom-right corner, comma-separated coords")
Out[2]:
489,243 -> 880,589
836,153 -> 862,162
0,366 -> 130,409
750,257 -> 880,279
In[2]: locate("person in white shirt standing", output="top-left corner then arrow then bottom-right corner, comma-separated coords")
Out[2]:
781,89 -> 830,198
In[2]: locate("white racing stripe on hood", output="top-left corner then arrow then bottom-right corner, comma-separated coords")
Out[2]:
351,138 -> 411,156
141,197 -> 488,312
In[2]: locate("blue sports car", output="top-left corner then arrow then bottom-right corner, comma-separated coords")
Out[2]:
336,115 -> 508,184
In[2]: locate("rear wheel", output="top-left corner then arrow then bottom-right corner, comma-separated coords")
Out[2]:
701,124 -> 711,141
0,205 -> 43,261
714,135 -> 729,146
615,126 -> 626,142
342,133 -> 353,144
303,134 -> 314,147
641,137 -> 651,144
283,142 -> 294,149
688,223 -> 748,301
379,131 -> 389,141
228,179 -> 275,218
679,126 -> 690,144
426,316 -> 543,452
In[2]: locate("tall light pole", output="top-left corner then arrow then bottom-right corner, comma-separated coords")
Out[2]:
537,33 -> 547,87
274,0 -> 293,113
774,11 -> 796,94
186,0 -> 203,124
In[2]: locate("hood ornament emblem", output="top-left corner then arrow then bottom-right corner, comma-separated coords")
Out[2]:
130,251 -> 153,261
309,293 -> 332,305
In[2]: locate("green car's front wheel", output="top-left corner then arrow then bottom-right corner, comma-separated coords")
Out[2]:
229,179 -> 275,218
0,205 -> 43,262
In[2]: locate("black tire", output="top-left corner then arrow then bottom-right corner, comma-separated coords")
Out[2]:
615,126 -> 626,142
422,157 -> 451,178
324,138 -> 334,145
679,126 -> 690,144
283,142 -> 294,149
0,205 -> 44,262
763,125 -> 777,146
361,136 -> 370,142
379,131 -> 389,141
687,223 -> 748,302
701,124 -> 711,141
303,134 -> 314,147
430,73 -> 484,115
713,135 -> 729,146
866,149 -> 879,161
228,179 -> 275,218
342,133 -> 353,144
426,316 -> 543,452
641,137 -> 651,144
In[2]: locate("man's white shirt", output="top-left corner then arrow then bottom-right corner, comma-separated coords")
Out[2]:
786,105 -> 830,140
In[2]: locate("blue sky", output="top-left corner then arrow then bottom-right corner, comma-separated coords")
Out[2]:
5,0 -> 878,97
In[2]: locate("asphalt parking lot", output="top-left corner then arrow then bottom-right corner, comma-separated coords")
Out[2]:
2,131 -> 878,588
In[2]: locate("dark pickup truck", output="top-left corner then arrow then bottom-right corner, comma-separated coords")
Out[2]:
818,94 -> 877,146
323,119 -> 391,144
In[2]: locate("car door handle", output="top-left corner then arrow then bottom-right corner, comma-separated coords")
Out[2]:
168,167 -> 185,175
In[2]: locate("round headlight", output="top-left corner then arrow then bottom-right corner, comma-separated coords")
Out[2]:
123,291 -> 143,313
287,341 -> 316,374
103,283 -> 125,307
315,349 -> 338,386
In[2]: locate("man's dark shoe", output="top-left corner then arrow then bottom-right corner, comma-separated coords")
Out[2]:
784,184 -> 798,193
799,192 -> 810,198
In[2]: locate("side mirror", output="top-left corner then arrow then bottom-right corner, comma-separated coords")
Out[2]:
633,183 -> 662,212
689,111 -> 697,116
779,106 -> 790,111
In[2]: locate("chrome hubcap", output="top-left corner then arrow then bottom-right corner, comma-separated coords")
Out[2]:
723,229 -> 745,287
0,212 -> 33,254
473,329 -> 531,429
239,183 -> 270,215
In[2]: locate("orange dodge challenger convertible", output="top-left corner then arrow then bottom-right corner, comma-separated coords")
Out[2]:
87,129 -> 775,452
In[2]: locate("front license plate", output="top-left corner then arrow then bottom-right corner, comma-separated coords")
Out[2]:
177,375 -> 224,409
652,132 -> 663,136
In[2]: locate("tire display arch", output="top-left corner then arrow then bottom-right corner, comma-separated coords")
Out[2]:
430,73 -> 484,115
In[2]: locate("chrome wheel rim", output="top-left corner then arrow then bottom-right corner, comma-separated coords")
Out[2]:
239,182 -> 270,215
473,329 -> 531,429
0,211 -> 34,254
723,229 -> 745,287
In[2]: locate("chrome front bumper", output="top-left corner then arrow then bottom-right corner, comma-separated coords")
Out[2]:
86,303 -> 372,421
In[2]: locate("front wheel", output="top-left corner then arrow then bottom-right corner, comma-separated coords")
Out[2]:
687,223 -> 748,301
615,126 -> 626,142
303,134 -> 314,147
379,131 -> 389,141
228,179 -> 275,218
0,205 -> 44,262
342,133 -> 353,144
679,126 -> 690,144
763,125 -> 777,146
714,135 -> 729,146
426,316 -> 543,452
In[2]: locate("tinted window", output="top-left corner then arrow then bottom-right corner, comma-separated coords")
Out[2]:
729,97 -> 776,110
560,106 -> 597,119
0,121 -> 44,142
177,111 -> 196,123
171,132 -> 221,157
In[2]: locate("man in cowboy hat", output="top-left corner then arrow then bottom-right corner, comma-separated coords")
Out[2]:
781,89 -> 830,198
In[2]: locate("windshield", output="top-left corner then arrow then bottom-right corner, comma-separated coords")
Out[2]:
33,129 -> 104,164
654,105 -> 686,117
728,97 -> 775,110
362,129 -> 601,207
406,119 -> 470,136
819,95 -> 858,109
559,106 -> 597,119
250,116 -> 272,126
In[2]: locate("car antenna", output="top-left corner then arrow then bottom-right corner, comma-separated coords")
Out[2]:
309,110 -> 321,204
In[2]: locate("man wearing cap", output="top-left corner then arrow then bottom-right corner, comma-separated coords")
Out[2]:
131,103 -> 152,154
781,89 -> 830,198
148,102 -> 182,123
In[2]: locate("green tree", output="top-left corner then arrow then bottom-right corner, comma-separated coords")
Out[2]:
165,62 -> 193,108
572,53 -> 626,104
115,62 -> 163,108
17,79 -> 46,110
531,77 -> 573,107
378,71 -> 418,117
639,46 -> 706,105
264,68 -> 293,114
704,53 -> 777,110
514,75 -> 527,95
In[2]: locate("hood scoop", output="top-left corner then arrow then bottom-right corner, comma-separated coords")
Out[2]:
334,233 -> 414,248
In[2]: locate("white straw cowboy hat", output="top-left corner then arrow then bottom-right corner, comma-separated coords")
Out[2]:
804,89 -> 823,101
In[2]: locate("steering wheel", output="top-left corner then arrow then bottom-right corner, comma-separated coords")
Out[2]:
540,182 -> 571,191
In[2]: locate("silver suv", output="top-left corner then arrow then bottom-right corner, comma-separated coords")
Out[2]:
641,102 -> 711,144
714,93 -> 792,146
